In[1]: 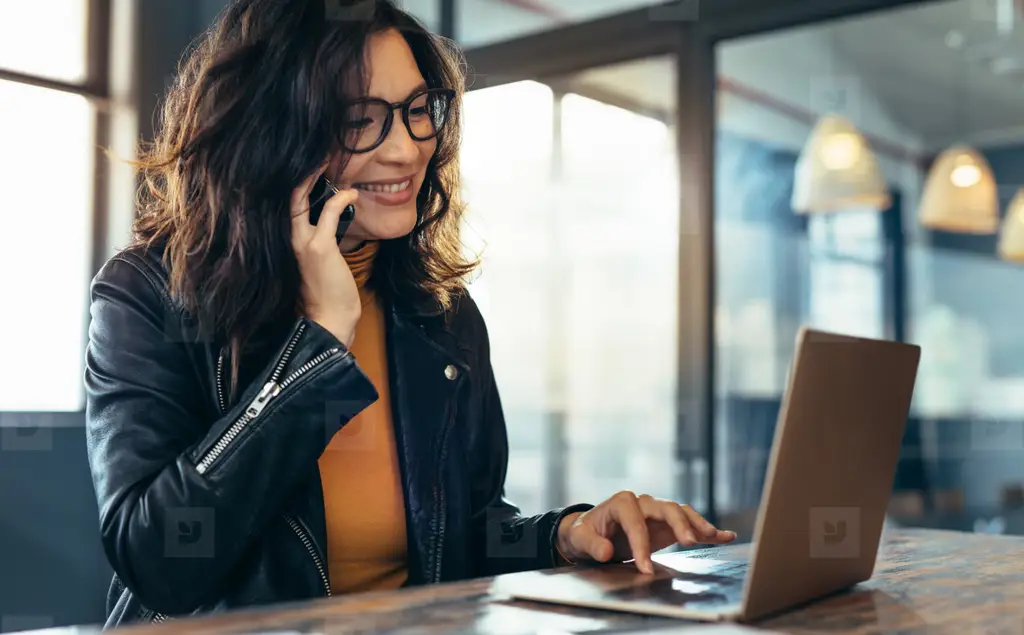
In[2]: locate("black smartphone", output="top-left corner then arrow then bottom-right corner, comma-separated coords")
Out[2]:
308,175 -> 356,243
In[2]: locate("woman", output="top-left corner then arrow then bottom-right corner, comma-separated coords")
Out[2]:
84,0 -> 735,628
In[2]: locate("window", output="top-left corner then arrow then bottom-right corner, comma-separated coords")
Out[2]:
714,19 -> 899,523
461,57 -> 680,515
807,213 -> 886,339
0,0 -> 89,83
460,81 -> 558,516
0,3 -> 96,411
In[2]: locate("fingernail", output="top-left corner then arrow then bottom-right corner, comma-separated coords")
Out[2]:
644,560 -> 655,574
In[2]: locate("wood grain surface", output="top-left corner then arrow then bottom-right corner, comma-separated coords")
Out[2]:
35,528 -> 1024,635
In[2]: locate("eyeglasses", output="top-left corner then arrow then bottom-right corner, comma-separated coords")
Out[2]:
340,87 -> 455,153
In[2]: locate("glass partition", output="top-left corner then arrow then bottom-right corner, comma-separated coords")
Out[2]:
715,0 -> 1024,536
460,56 -> 681,516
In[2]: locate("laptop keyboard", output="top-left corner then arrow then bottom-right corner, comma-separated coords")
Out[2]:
710,561 -> 750,577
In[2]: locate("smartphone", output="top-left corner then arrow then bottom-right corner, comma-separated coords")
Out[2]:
308,175 -> 356,243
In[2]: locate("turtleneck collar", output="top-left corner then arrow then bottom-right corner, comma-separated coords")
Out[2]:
343,240 -> 378,292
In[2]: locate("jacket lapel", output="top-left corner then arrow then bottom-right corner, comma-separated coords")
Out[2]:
384,304 -> 470,584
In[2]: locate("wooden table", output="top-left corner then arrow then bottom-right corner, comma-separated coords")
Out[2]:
37,528 -> 1024,634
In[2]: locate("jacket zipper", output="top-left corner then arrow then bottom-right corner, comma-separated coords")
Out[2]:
213,323 -> 308,421
215,350 -> 227,415
143,512 -> 336,614
285,515 -> 332,597
138,605 -> 167,623
196,325 -> 343,475
156,322 -> 338,620
431,398 -> 459,583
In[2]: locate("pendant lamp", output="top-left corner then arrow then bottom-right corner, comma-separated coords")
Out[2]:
998,188 -> 1024,262
918,145 -> 999,233
792,114 -> 891,213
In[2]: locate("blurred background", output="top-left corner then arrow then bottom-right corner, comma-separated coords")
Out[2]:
3,0 -> 1024,630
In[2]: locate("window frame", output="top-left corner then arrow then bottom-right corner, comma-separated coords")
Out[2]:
462,0 -> 929,524
0,0 -> 112,412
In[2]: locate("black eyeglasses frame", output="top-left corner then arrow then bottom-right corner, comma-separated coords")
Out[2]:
340,87 -> 456,154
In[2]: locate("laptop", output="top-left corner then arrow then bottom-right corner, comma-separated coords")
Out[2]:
497,327 -> 921,623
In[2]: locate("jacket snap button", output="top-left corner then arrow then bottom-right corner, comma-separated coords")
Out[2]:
444,364 -> 458,380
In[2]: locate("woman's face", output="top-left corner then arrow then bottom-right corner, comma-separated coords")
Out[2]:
327,29 -> 437,251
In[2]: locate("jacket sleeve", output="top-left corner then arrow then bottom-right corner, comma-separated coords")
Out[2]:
464,302 -> 593,577
84,255 -> 378,615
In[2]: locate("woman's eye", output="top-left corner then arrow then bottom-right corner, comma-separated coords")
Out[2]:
347,118 -> 373,129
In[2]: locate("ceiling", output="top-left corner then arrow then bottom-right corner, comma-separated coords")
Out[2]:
546,0 -> 1024,154
830,0 -> 1024,151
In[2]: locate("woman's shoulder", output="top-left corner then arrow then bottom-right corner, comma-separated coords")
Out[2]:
400,286 -> 490,360
444,287 -> 488,341
91,238 -> 174,308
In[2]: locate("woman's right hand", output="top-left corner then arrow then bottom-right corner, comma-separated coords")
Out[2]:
291,163 -> 361,348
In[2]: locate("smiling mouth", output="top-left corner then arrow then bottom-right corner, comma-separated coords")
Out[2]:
354,179 -> 412,194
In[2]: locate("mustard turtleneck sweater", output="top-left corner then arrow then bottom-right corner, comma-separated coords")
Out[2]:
318,241 -> 409,594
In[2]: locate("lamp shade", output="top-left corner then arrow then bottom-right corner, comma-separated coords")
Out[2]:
918,145 -> 999,233
792,114 -> 891,213
998,188 -> 1024,262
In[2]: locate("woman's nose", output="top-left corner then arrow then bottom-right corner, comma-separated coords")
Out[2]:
376,116 -> 421,161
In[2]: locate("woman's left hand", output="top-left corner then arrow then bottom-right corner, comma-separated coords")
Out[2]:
556,491 -> 736,573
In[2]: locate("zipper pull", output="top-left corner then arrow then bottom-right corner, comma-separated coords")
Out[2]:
245,381 -> 281,418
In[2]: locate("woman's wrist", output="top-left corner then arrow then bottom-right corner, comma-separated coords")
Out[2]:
555,511 -> 584,565
307,312 -> 357,348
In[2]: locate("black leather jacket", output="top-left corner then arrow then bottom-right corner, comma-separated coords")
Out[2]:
84,244 -> 592,629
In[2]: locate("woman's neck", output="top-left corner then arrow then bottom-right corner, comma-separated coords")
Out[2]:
340,237 -> 367,254
342,240 -> 379,290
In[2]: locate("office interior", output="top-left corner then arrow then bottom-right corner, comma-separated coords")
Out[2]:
2,0 -> 1024,629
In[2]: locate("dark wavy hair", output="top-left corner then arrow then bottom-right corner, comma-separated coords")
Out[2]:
128,0 -> 474,393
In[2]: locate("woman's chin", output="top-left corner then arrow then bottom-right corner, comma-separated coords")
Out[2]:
360,209 -> 419,241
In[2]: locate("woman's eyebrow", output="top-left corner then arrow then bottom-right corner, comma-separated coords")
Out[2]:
403,82 -> 429,100
362,81 -> 429,103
